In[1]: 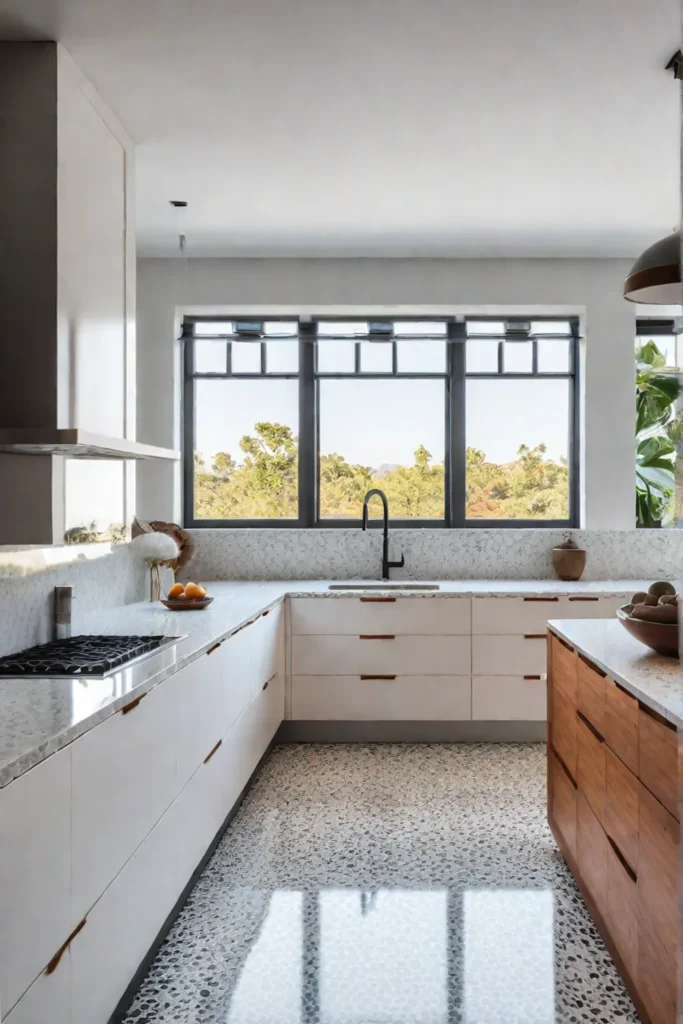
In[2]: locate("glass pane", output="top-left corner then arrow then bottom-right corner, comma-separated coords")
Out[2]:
266,340 -> 299,373
397,340 -> 446,373
531,320 -> 571,336
538,339 -> 571,373
231,342 -> 262,373
466,378 -> 570,520
360,342 -> 393,373
319,378 -> 445,519
394,321 -> 447,336
466,340 -> 499,373
467,321 -> 505,336
64,460 -> 126,542
263,321 -> 297,336
193,321 -> 233,337
503,341 -> 533,373
317,340 -> 356,373
194,379 -> 298,519
318,321 -> 368,337
194,340 -> 226,373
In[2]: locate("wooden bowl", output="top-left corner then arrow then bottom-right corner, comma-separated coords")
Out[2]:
617,605 -> 679,657
160,596 -> 214,611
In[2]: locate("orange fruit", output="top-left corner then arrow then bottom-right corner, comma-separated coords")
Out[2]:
184,582 -> 203,599
168,582 -> 185,599
196,585 -> 207,598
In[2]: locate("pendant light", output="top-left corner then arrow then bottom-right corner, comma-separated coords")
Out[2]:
624,230 -> 681,304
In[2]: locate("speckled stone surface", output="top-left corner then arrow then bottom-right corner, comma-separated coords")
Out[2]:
549,618 -> 683,727
120,744 -> 639,1024
0,580 -> 662,789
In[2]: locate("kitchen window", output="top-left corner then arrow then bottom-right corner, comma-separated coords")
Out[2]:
183,316 -> 579,527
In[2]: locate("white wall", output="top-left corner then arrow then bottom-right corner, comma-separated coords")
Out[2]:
136,257 -> 636,529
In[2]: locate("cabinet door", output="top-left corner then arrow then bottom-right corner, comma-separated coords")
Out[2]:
292,596 -> 471,635
638,782 -> 679,1024
292,675 -> 471,721
577,791 -> 609,919
472,676 -> 546,721
576,712 -> 606,826
173,652 -> 225,787
3,951 -> 71,1024
605,835 -> 638,985
472,596 -> 560,635
576,654 -> 606,735
551,685 -> 577,778
0,747 -> 72,1016
550,635 -> 577,701
603,679 -> 638,775
472,634 -> 547,676
292,634 -> 470,676
216,608 -> 283,736
551,750 -> 577,860
71,676 -> 178,920
605,747 -> 639,874
638,703 -> 679,820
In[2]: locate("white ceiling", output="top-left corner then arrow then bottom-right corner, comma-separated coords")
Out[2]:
0,0 -> 680,258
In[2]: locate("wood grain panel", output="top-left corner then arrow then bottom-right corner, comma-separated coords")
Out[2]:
577,654 -> 606,735
604,679 -> 639,775
551,751 -> 577,860
605,747 -> 639,874
550,634 -> 577,701
605,834 -> 638,985
638,704 -> 679,820
577,791 -> 609,919
576,712 -> 606,826
552,685 -> 577,778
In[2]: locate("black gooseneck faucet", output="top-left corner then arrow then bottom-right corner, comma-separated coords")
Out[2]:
361,488 -> 405,581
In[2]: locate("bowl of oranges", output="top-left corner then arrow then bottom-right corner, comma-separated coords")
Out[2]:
161,582 -> 213,610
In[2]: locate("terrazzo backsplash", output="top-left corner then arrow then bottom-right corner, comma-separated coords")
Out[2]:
188,528 -> 683,582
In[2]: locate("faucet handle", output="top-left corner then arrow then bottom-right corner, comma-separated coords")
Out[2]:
389,553 -> 405,570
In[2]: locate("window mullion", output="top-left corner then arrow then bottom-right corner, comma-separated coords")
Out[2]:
182,334 -> 196,527
448,321 -> 466,528
299,321 -> 316,526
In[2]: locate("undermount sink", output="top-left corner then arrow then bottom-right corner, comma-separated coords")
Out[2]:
328,583 -> 440,591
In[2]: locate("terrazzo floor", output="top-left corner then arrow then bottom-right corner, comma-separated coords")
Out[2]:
119,744 -> 639,1024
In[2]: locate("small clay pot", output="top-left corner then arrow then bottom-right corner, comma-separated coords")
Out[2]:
552,545 -> 587,581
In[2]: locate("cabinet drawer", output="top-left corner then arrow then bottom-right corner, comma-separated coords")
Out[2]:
551,685 -> 577,778
576,654 -> 605,735
576,712 -> 605,826
3,951 -> 71,1024
291,596 -> 470,635
577,791 -> 609,917
214,606 -> 283,735
472,596 -> 561,635
638,782 -> 679,1024
551,750 -> 577,860
292,634 -> 470,676
472,676 -> 546,721
173,654 -> 225,787
550,634 -> 576,700
0,748 -> 72,1017
472,634 -> 547,676
604,679 -> 638,775
605,747 -> 639,874
71,675 -> 178,920
292,675 -> 471,721
564,595 -> 628,619
605,834 -> 638,984
638,703 -> 679,819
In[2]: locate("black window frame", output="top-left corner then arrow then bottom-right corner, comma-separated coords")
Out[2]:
183,315 -> 580,529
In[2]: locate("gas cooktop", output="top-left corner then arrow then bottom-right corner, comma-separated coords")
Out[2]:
0,635 -> 182,678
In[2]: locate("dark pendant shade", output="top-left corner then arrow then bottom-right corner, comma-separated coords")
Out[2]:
624,231 -> 681,303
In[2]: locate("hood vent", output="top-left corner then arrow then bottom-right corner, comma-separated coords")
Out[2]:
0,429 -> 179,460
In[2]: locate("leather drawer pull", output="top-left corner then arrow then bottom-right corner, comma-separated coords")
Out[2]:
360,596 -> 397,603
46,918 -> 87,974
639,700 -> 676,731
555,635 -> 574,652
607,834 -> 637,883
359,634 -> 395,640
614,680 -> 636,700
524,633 -> 547,640
262,609 -> 270,616
204,739 -> 223,764
555,750 -> 577,789
121,692 -> 146,715
262,672 -> 277,691
523,596 -> 559,602
568,596 -> 599,602
524,674 -> 542,680
361,674 -> 397,681
206,642 -> 222,656
577,710 -> 604,743
578,652 -> 606,677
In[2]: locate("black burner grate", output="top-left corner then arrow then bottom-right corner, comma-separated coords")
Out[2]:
0,635 -> 168,677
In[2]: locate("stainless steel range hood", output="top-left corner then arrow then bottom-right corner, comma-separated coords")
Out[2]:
0,429 -> 180,460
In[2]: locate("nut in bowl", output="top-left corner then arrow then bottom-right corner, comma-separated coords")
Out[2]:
161,582 -> 213,611
617,581 -> 679,657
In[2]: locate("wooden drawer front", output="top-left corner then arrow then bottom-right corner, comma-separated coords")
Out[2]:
638,782 -> 679,1024
290,596 -> 471,635
638,704 -> 679,820
71,675 -> 179,921
576,654 -> 606,735
472,634 -> 547,676
0,748 -> 72,1017
552,685 -> 577,778
603,678 -> 639,775
605,747 -> 639,874
576,712 -> 606,826
472,676 -> 546,721
292,675 -> 471,721
550,634 -> 576,701
577,792 -> 609,918
605,834 -> 638,984
472,596 -> 561,635
292,634 -> 471,676
551,751 -> 577,860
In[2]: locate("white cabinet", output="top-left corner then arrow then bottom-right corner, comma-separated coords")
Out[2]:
472,634 -> 547,676
0,746 -> 72,1017
292,634 -> 471,676
472,676 -> 547,721
291,675 -> 471,721
472,594 -> 628,633
173,652 -> 225,787
290,596 -> 471,635
71,674 -> 179,922
214,605 -> 283,736
3,951 -> 71,1024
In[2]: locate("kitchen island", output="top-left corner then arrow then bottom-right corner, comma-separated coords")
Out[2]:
547,618 -> 682,1024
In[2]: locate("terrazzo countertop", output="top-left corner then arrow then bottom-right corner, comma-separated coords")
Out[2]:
0,578 -> 655,789
548,619 -> 683,728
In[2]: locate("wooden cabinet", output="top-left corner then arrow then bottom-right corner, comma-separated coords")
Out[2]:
551,750 -> 577,860
292,674 -> 471,721
603,678 -> 639,775
605,747 -> 639,874
576,712 -> 605,825
551,685 -> 577,779
551,634 -> 577,701
605,833 -> 638,985
638,703 -> 679,820
577,791 -> 609,916
576,654 -> 605,735
0,747 -> 72,1018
